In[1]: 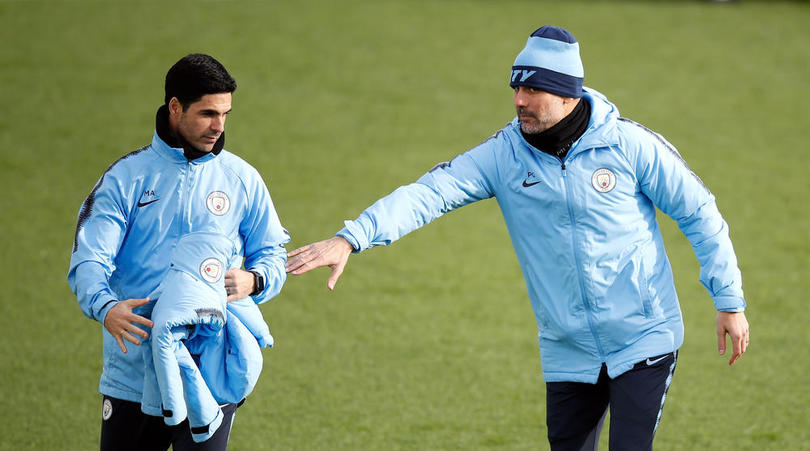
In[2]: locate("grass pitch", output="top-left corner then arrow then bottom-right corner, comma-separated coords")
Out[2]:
1,1 -> 809,449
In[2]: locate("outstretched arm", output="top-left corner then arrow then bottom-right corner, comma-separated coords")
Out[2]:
286,136 -> 500,290
286,236 -> 354,290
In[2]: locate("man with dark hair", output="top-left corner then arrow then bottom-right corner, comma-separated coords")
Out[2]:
286,26 -> 749,449
164,53 -> 237,107
69,53 -> 289,450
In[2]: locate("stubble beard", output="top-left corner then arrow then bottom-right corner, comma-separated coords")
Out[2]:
176,125 -> 215,155
518,111 -> 547,135
517,107 -> 559,135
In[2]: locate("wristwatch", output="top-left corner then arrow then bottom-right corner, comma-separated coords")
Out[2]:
248,270 -> 264,296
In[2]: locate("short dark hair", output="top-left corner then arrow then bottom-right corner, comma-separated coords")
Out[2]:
164,53 -> 237,107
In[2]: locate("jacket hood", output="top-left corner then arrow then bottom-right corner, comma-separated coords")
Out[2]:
576,87 -> 620,152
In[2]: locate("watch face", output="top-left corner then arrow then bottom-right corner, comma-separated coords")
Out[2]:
251,271 -> 264,295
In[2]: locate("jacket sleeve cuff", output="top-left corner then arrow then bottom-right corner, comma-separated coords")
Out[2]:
95,297 -> 119,324
248,261 -> 287,304
336,224 -> 364,253
713,295 -> 746,312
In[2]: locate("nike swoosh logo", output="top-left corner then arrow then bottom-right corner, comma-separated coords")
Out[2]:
137,198 -> 160,208
646,355 -> 668,366
522,180 -> 541,187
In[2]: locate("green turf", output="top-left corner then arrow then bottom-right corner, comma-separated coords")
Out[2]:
1,0 -> 809,449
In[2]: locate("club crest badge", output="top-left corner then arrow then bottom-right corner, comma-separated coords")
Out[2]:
102,398 -> 113,421
591,168 -> 617,193
206,191 -> 230,216
200,258 -> 224,283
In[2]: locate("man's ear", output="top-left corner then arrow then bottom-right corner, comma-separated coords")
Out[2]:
168,97 -> 182,116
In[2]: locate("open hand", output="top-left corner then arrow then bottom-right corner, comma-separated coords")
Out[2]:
286,236 -> 354,290
104,298 -> 153,353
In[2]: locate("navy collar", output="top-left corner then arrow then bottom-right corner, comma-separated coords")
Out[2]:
155,104 -> 224,161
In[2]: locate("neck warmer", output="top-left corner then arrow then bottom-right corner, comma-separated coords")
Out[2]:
521,98 -> 590,160
155,104 -> 224,161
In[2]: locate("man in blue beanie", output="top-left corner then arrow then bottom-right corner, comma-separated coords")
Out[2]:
286,25 -> 749,450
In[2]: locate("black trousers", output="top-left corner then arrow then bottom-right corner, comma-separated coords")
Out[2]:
100,396 -> 239,451
546,352 -> 677,451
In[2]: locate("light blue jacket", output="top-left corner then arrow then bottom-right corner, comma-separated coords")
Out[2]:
141,231 -> 270,443
338,88 -> 745,383
68,126 -> 289,401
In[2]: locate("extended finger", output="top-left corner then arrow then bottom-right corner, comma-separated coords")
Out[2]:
729,348 -> 742,365
327,263 -> 345,291
114,335 -> 128,354
287,245 -> 311,259
717,329 -> 727,356
129,297 -> 151,307
121,330 -> 142,346
288,257 -> 322,275
740,330 -> 749,354
728,334 -> 745,365
285,254 -> 310,272
127,324 -> 149,339
130,314 -> 154,329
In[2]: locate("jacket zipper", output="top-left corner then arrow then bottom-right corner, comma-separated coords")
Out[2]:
177,162 -> 191,236
184,162 -> 196,235
560,158 -> 606,361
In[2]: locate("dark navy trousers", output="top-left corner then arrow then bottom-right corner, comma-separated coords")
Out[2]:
546,352 -> 677,451
100,396 -> 239,451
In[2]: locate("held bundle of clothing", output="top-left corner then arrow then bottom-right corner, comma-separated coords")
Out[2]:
140,231 -> 273,442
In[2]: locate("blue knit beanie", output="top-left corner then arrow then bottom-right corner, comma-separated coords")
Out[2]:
509,25 -> 584,98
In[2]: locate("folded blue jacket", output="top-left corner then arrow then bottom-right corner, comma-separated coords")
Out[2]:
140,231 -> 272,442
